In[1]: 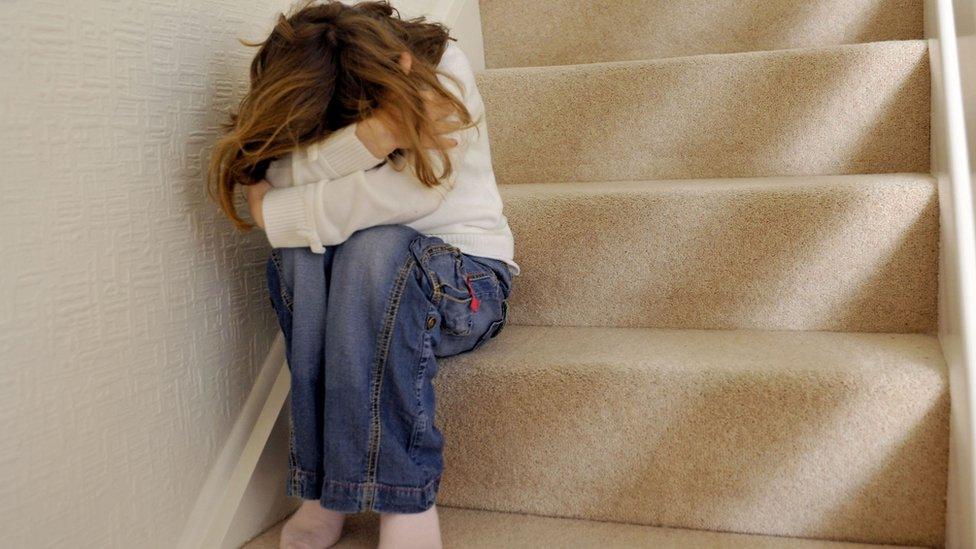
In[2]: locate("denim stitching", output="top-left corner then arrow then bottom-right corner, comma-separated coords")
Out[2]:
420,243 -> 460,260
322,475 -> 439,493
362,253 -> 417,511
439,292 -> 473,304
285,409 -> 323,497
413,324 -> 433,412
406,328 -> 433,462
269,249 -> 294,313
436,256 -> 474,336
417,244 -> 458,305
418,246 -> 493,309
438,271 -> 491,299
286,414 -> 303,495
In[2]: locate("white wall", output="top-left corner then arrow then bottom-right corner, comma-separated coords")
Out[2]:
0,1 -> 293,547
0,1 -> 480,546
383,0 -> 485,69
391,0 -> 442,16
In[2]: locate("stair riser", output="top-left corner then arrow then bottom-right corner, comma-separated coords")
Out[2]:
434,326 -> 949,546
481,0 -> 923,68
478,42 -> 930,184
501,176 -> 938,332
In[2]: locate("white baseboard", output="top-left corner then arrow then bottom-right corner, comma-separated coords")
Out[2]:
177,333 -> 291,549
926,0 -> 976,547
221,399 -> 299,549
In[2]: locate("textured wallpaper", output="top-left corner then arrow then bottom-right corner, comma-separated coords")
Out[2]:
0,1 -> 295,546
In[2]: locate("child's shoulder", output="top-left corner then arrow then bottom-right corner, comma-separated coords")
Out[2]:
438,41 -> 473,81
436,40 -> 477,104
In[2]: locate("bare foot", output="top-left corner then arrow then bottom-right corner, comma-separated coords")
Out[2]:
377,504 -> 443,549
279,500 -> 346,549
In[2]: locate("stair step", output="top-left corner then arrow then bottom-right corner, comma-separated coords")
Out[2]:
480,0 -> 923,68
433,325 -> 948,546
500,174 -> 938,332
477,41 -> 929,184
245,506 -> 927,548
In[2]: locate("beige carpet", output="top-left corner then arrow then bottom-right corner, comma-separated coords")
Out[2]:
477,41 -> 929,185
500,174 -> 938,332
245,3 -> 950,548
243,506 -> 927,549
480,0 -> 922,68
430,326 -> 948,546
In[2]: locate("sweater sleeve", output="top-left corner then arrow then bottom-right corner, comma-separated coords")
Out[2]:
265,122 -> 386,187
260,43 -> 478,252
261,163 -> 451,251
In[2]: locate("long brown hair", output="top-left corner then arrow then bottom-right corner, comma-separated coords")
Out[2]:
207,0 -> 475,231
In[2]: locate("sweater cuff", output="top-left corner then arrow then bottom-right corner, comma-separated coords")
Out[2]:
309,123 -> 386,178
262,185 -> 325,252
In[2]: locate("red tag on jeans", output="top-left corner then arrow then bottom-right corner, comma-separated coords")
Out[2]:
464,274 -> 480,312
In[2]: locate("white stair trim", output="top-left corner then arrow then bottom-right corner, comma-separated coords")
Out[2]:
926,0 -> 976,546
177,333 -> 291,549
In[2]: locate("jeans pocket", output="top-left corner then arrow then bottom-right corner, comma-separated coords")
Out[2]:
423,247 -> 475,336
472,298 -> 508,351
469,256 -> 513,300
438,289 -> 474,336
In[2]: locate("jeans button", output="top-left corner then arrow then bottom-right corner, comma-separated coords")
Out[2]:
426,315 -> 437,330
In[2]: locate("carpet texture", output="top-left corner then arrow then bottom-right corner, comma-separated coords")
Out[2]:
432,326 -> 948,546
243,506 -> 926,549
245,3 -> 951,547
476,41 -> 930,185
479,0 -> 923,68
500,174 -> 939,332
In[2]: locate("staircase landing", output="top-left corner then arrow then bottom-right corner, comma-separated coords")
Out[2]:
242,506 -> 927,548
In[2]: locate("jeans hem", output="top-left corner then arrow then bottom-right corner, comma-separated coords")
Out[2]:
285,467 -> 322,501
286,468 -> 442,514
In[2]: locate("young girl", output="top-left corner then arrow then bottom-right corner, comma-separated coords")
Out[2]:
207,1 -> 519,548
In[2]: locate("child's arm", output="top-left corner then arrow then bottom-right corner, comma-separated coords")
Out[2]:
261,110 -> 471,251
260,149 -> 456,251
262,122 -> 388,189
259,43 -> 479,252
265,42 -> 477,189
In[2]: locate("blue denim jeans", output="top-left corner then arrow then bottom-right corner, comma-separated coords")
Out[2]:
265,224 -> 514,514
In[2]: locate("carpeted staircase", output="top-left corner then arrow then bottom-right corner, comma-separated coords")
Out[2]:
246,1 -> 948,547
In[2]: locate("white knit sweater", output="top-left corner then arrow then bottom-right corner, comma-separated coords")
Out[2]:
260,41 -> 520,276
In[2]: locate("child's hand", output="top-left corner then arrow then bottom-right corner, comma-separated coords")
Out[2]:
355,90 -> 460,158
242,180 -> 272,229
